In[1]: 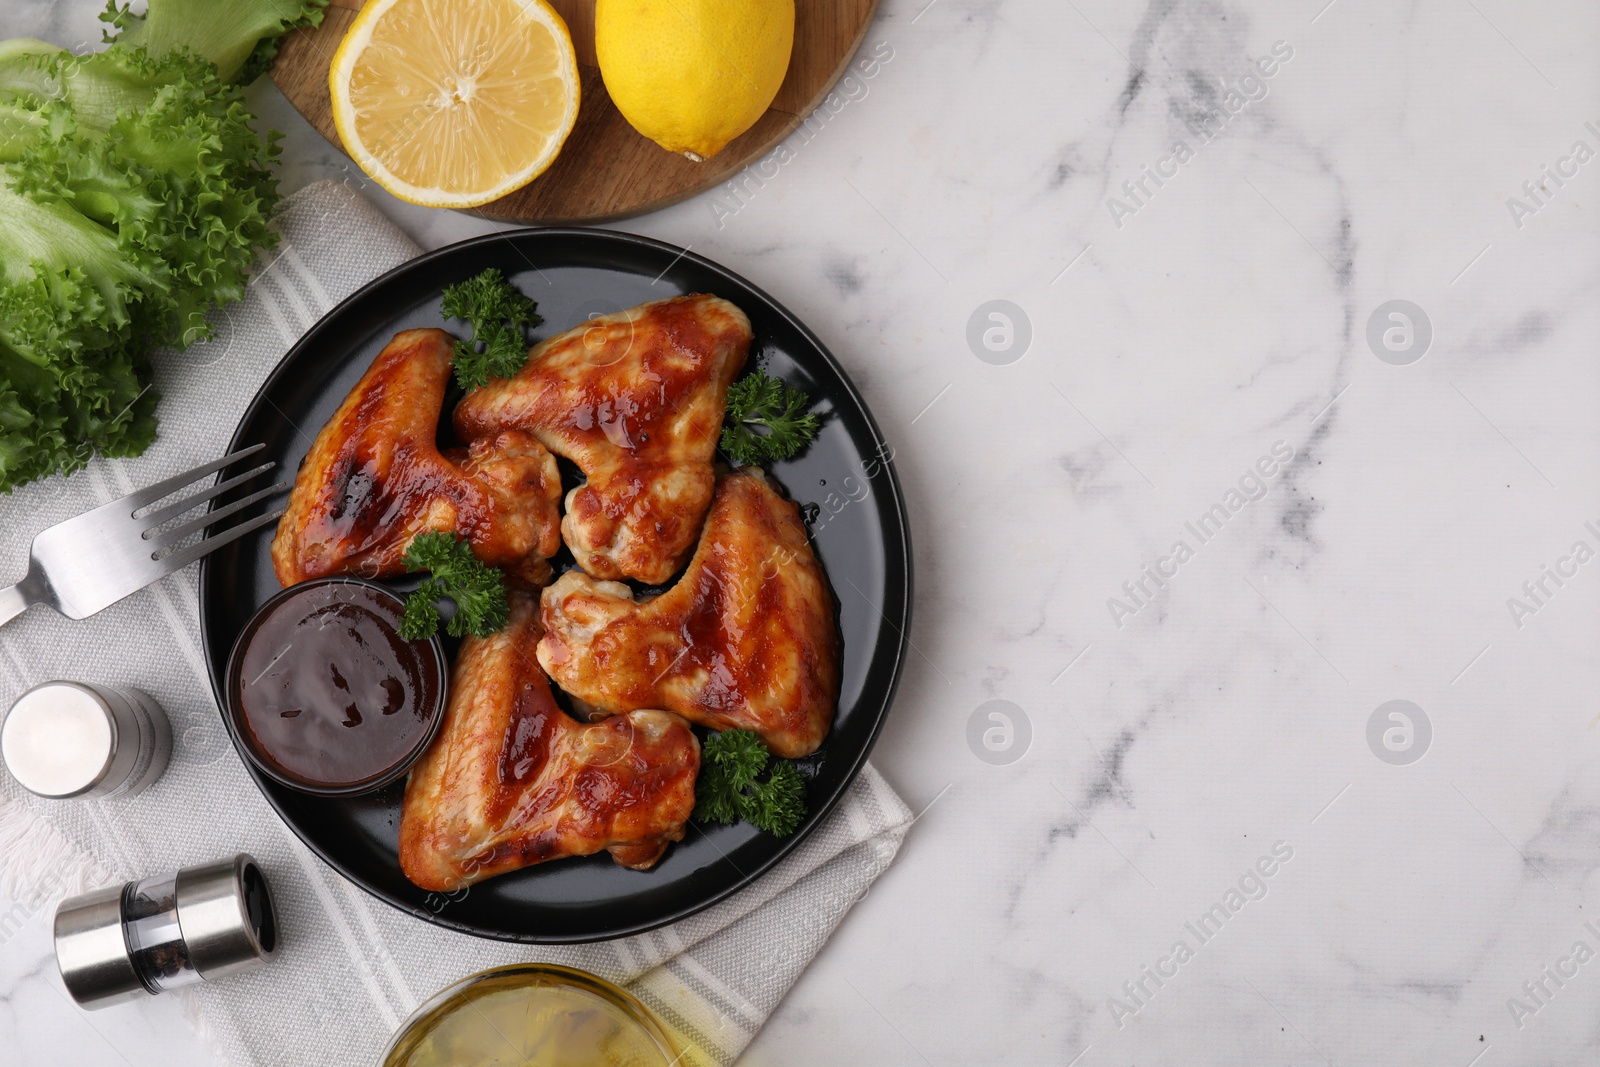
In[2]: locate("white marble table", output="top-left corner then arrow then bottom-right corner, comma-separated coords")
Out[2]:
6,0 -> 1600,1063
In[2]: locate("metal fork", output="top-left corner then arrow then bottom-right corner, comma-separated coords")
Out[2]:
0,444 -> 287,628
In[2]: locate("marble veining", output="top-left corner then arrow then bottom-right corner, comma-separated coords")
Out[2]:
4,0 -> 1600,1064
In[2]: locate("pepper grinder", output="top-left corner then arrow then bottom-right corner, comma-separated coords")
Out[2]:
54,854 -> 278,1010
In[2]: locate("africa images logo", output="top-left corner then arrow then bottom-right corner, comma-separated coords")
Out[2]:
1505,121 -> 1600,230
1504,520 -> 1600,630
1107,441 -> 1295,628
1106,842 -> 1295,1029
1105,41 -> 1295,229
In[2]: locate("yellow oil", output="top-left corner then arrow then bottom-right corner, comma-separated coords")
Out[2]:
384,966 -> 680,1067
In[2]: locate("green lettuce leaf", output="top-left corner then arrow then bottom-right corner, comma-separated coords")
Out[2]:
101,0 -> 328,84
0,0 -> 323,492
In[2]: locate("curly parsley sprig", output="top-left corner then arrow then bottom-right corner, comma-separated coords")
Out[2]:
441,268 -> 542,391
398,531 -> 509,640
719,370 -> 820,467
693,729 -> 807,836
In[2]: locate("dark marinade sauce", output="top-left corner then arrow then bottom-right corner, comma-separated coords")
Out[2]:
234,581 -> 440,789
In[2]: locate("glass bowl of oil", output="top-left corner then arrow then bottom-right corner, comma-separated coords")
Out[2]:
379,964 -> 683,1067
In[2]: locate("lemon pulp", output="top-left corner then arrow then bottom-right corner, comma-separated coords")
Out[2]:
330,0 -> 579,208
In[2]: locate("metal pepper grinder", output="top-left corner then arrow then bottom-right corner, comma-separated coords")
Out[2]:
54,854 -> 277,1010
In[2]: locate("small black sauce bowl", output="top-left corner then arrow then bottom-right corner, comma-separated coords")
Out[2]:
222,577 -> 448,798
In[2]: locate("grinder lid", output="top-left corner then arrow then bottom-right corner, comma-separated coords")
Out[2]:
175,853 -> 277,980
53,884 -> 146,1010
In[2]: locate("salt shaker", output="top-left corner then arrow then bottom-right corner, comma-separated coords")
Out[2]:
0,680 -> 171,799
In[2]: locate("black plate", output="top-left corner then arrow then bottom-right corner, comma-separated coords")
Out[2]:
197,229 -> 912,943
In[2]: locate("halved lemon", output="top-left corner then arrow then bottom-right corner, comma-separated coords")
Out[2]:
329,0 -> 580,209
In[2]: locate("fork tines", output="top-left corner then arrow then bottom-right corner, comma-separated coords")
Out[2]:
135,444 -> 288,567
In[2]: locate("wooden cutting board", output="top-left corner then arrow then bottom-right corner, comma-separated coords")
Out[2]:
269,0 -> 880,223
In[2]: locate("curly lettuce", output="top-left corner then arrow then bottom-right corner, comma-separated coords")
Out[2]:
102,0 -> 326,84
0,0 -> 325,491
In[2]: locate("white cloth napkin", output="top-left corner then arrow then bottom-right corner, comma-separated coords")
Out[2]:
0,180 -> 913,1067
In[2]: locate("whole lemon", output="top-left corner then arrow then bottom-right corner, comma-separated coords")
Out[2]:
596,0 -> 795,161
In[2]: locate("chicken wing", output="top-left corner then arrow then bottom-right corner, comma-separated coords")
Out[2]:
271,328 -> 562,588
452,295 -> 752,585
399,593 -> 700,891
537,468 -> 838,758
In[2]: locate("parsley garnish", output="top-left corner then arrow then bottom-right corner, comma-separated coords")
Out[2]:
440,268 -> 542,391
694,729 -> 807,836
719,370 -> 820,467
398,532 -> 509,640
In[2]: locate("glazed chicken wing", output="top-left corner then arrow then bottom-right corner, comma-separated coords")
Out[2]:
452,295 -> 752,585
399,593 -> 700,892
271,328 -> 562,587
538,469 -> 839,758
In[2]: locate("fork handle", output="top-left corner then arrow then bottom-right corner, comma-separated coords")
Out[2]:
0,581 -> 36,628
